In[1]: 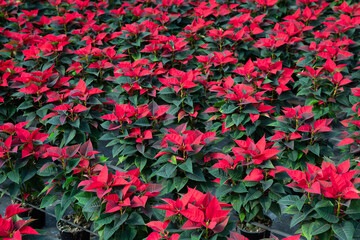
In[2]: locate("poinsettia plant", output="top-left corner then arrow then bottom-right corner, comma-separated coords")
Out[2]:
1,0 -> 360,238
78,164 -> 162,239
336,86 -> 360,161
152,122 -> 218,193
39,77 -> 105,148
99,100 -> 174,180
0,204 -> 40,240
209,135 -> 284,226
38,139 -> 102,227
294,44 -> 354,115
277,159 -> 360,240
270,105 -> 337,170
152,187 -> 233,239
0,121 -> 49,205
206,77 -> 276,139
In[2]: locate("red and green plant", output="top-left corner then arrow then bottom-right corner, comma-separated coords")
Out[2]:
0,204 -> 39,240
0,0 -> 360,239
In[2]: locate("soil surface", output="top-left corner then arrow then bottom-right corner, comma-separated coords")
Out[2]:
57,214 -> 92,233
237,216 -> 272,233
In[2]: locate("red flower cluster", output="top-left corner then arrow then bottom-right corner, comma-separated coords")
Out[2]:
277,160 -> 360,199
154,187 -> 231,236
0,204 -> 39,240
79,165 -> 162,212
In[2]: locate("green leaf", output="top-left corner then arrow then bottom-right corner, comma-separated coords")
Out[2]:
186,168 -> 206,182
290,212 -> 307,228
42,61 -> 54,71
94,214 -> 115,227
75,192 -> 94,205
164,179 -> 175,193
112,144 -> 125,158
82,197 -> 99,215
103,213 -> 128,240
302,222 -> 314,240
288,151 -> 298,162
232,182 -> 247,193
262,179 -> 273,191
244,189 -> 262,203
133,118 -> 151,127
308,143 -> 320,156
134,157 -> 147,172
185,96 -> 193,108
191,232 -> 203,240
345,199 -> 360,215
260,195 -> 272,212
222,143 -> 234,153
225,115 -> 235,129
315,207 -> 339,224
63,128 -> 76,147
332,221 -> 355,240
22,168 -> 37,182
295,195 -> 306,211
269,202 -> 282,218
122,145 -> 137,156
156,163 -> 177,179
127,212 -> 145,226
173,177 -> 188,191
115,227 -> 137,240
159,87 -> 174,95
0,173 -> 6,185
37,163 -> 57,177
227,169 -> 243,181
283,205 -> 300,214
232,113 -> 245,126
297,56 -> 313,67
54,204 -> 63,222
314,200 -> 333,209
66,158 -> 81,174
245,120 -> 260,136
278,195 -> 300,206
7,170 -> 20,184
215,185 -> 232,198
46,115 -> 64,126
40,195 -> 58,208
61,191 -> 74,210
63,177 -> 75,189
220,103 -> 238,114
18,101 -> 33,110
179,159 -> 193,173
311,221 -> 330,236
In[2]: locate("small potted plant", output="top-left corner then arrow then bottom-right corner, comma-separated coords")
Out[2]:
152,122 -> 218,192
270,105 -> 335,171
0,122 -> 50,229
277,159 -> 360,240
210,135 -> 284,240
39,140 -> 100,240
78,164 -> 163,240
0,204 -> 40,239
152,187 -> 233,239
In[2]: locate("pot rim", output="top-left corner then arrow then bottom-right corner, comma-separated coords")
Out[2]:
56,221 -> 91,234
237,215 -> 273,234
56,216 -> 92,234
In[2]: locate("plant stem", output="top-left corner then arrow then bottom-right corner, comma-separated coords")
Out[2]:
336,197 -> 341,217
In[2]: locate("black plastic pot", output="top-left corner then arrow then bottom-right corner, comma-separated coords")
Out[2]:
57,220 -> 91,240
239,227 -> 271,240
59,229 -> 90,240
238,217 -> 272,240
18,207 -> 46,229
